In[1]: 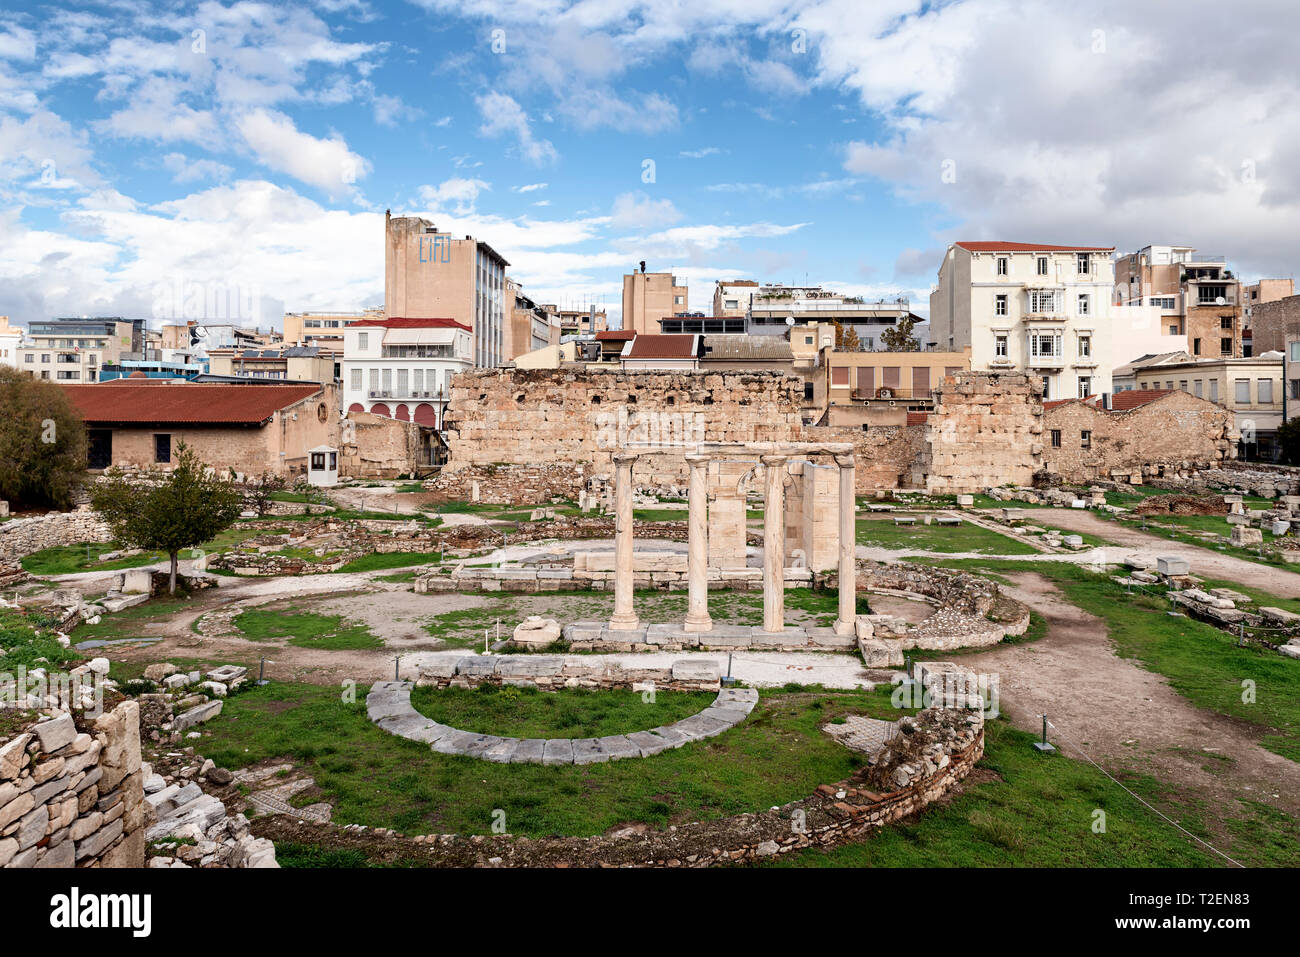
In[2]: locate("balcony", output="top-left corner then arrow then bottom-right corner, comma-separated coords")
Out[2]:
1026,353 -> 1065,369
849,387 -> 934,402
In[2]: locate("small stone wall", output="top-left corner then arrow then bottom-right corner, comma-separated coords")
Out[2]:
414,655 -> 722,693
0,509 -> 112,563
0,701 -> 146,869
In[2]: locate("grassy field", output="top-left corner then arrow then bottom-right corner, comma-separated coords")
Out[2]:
20,543 -> 167,576
856,518 -> 1039,555
409,684 -> 713,738
194,682 -> 901,837
336,552 -> 444,574
0,607 -> 81,671
233,608 -> 382,650
921,558 -> 1300,762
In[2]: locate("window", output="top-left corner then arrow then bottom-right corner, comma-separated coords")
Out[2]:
397,369 -> 408,395
995,334 -> 1008,357
368,369 -> 379,393
154,434 -> 171,463
1221,338 -> 1233,355
1080,430 -> 1091,449
357,332 -> 368,350
1291,342 -> 1300,362
1030,332 -> 1062,359
1078,335 -> 1091,358
995,294 -> 1008,316
1078,376 -> 1091,398
803,381 -> 814,401
1041,375 -> 1052,400
1077,294 -> 1090,316
350,368 -> 362,391
1050,429 -> 1062,448
996,257 -> 1008,276
311,452 -> 326,470
1037,256 -> 1048,275
1220,316 -> 1233,330
413,369 -> 424,393
1179,380 -> 1188,393
1169,325 -> 1180,336
1193,380 -> 1203,398
41,354 -> 49,363
1029,290 -> 1059,313
1198,285 -> 1227,304
1291,379 -> 1300,401
673,295 -> 684,305
1192,337 -> 1201,355
804,336 -> 813,345
381,368 -> 392,393
23,354 -> 32,363
1258,379 -> 1273,404
1210,379 -> 1219,403
1235,379 -> 1251,404
1076,253 -> 1090,274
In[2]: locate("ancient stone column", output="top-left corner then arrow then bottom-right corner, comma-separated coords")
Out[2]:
834,453 -> 857,636
609,452 -> 639,631
761,454 -> 788,633
684,453 -> 713,632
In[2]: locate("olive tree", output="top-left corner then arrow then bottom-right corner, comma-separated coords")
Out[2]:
0,368 -> 87,509
91,442 -> 243,594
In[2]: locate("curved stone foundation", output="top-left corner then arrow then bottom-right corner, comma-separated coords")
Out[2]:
366,680 -> 758,765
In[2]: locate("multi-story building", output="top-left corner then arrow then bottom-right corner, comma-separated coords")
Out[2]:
384,212 -> 508,368
929,241 -> 1116,400
17,317 -> 145,383
1113,245 -> 1243,359
0,316 -> 23,368
553,306 -> 606,338
621,266 -> 687,335
505,281 -> 560,360
205,345 -> 338,385
712,280 -> 760,318
283,309 -> 383,346
746,286 -> 918,351
1241,283 -> 1297,355
1130,353 -> 1283,458
342,316 -> 472,428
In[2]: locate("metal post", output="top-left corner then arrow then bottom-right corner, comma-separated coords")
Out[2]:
256,657 -> 268,686
395,656 -> 400,681
1033,714 -> 1055,752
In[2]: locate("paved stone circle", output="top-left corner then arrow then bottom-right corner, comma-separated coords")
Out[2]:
366,680 -> 759,765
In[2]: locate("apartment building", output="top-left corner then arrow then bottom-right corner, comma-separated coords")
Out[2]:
1113,245 -> 1243,359
553,306 -> 606,338
821,348 -> 972,426
621,266 -> 687,335
712,280 -> 760,318
284,309 -> 384,347
929,241 -> 1115,400
342,316 -> 472,428
1130,353 -> 1283,456
505,280 -> 560,361
206,345 -> 338,385
1241,284 -> 1297,354
0,316 -> 22,368
747,286 -> 917,352
384,212 -> 508,368
17,317 -> 145,383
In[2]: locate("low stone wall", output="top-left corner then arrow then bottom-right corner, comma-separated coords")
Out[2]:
0,701 -> 145,869
0,509 -> 112,563
426,463 -> 590,506
414,655 -> 722,693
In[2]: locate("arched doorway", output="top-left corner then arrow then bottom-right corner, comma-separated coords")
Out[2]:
370,402 -> 391,417
347,403 -> 364,413
413,403 -> 437,427
394,404 -> 410,422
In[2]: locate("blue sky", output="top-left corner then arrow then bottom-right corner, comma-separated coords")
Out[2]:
2,0 -> 1298,329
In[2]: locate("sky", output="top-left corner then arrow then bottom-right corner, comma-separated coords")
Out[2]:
1,0 -> 1299,331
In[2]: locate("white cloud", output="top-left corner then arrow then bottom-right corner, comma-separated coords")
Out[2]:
98,78 -> 218,144
417,177 -> 491,214
161,152 -> 234,183
235,108 -> 370,196
680,147 -> 722,158
513,182 -> 548,193
476,91 -> 557,165
610,190 -> 682,230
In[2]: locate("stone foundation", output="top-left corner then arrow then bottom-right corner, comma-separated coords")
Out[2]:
0,509 -> 112,564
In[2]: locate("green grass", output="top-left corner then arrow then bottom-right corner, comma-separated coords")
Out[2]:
233,608 -> 382,650
409,684 -> 713,739
69,593 -> 197,644
855,518 -> 1039,555
633,508 -> 687,522
1119,514 -> 1289,568
336,552 -> 439,573
922,559 -> 1300,762
196,681 -> 903,838
20,543 -> 167,576
0,607 -> 81,672
769,718 -> 1296,867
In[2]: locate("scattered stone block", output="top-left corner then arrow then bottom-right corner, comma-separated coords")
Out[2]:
1156,556 -> 1190,577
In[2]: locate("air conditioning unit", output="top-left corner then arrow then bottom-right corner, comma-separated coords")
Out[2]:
368,391 -> 379,398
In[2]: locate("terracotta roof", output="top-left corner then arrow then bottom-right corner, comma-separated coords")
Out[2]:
623,334 -> 700,359
61,383 -> 322,425
346,317 -> 471,332
954,241 -> 1115,253
595,330 -> 636,341
1109,389 -> 1172,411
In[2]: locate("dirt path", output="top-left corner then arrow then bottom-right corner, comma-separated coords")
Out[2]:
1034,507 -> 1300,597
961,571 -> 1300,822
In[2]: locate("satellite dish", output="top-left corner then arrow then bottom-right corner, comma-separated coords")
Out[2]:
785,316 -> 795,326
1215,296 -> 1226,305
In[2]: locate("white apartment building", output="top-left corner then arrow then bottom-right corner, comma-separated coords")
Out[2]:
342,317 -> 472,429
0,316 -> 22,368
929,241 -> 1116,400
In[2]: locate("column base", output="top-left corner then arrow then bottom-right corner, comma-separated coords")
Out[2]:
683,615 -> 713,633
762,621 -> 785,634
833,618 -> 857,637
608,614 -> 640,632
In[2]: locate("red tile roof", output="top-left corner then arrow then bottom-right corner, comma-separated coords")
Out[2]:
595,330 -> 636,341
955,241 -> 1114,253
623,334 -> 700,359
62,383 -> 322,425
1109,389 -> 1171,411
346,317 -> 471,332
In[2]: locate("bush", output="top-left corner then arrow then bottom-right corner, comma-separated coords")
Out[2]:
0,367 -> 87,508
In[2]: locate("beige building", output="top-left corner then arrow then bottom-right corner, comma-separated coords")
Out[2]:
1113,245 -> 1243,359
712,280 -> 759,318
283,309 -> 383,346
1242,283 -> 1297,354
206,345 -> 339,385
505,280 -> 559,361
18,317 -> 144,383
621,267 -> 687,335
1130,353 -> 1283,456
930,241 -> 1115,401
821,348 -> 972,426
384,211 -> 509,368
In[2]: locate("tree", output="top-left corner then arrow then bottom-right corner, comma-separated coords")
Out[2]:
1277,418 -> 1300,465
91,442 -> 243,594
247,471 -> 286,517
0,368 -> 87,509
833,321 -> 862,352
881,316 -> 921,352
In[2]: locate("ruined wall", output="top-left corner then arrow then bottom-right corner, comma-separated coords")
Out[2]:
340,410 -> 431,478
441,368 -> 806,488
919,372 -> 1044,494
1043,390 -> 1236,484
0,701 -> 146,869
816,424 -> 926,492
0,509 -> 111,563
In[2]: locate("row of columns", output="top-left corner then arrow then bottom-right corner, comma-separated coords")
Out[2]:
607,451 -> 857,636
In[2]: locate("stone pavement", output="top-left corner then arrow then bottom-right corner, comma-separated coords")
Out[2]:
366,681 -> 759,765
823,714 -> 900,754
